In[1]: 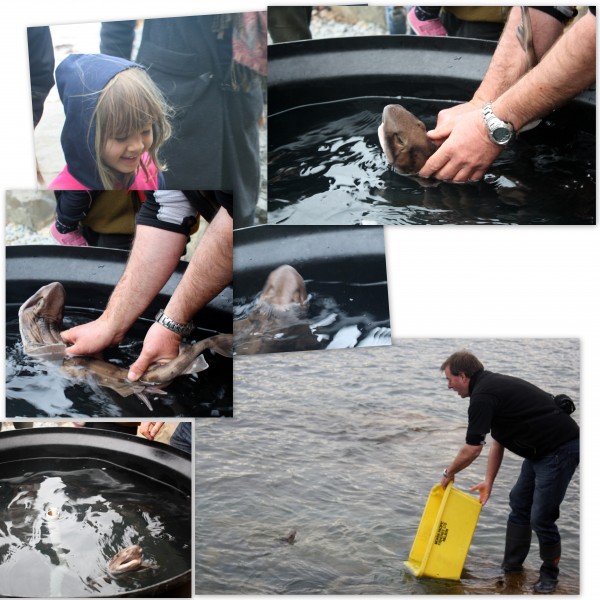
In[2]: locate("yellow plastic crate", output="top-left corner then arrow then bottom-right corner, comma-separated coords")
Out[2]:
405,481 -> 482,580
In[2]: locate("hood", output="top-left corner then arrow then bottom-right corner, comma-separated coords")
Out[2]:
56,53 -> 144,189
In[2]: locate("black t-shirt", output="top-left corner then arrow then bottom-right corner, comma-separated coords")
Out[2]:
466,370 -> 579,460
136,190 -> 233,235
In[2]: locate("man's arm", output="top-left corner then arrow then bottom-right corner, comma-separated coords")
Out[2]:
493,11 -> 596,132
470,439 -> 504,505
420,10 -> 594,182
61,225 -> 186,355
440,443 -> 484,488
473,7 -> 565,109
162,207 -> 233,326
427,8 -> 565,145
127,207 -> 233,380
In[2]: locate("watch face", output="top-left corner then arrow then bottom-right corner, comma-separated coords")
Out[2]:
492,127 -> 511,144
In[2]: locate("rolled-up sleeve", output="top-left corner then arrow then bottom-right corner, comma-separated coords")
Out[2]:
136,190 -> 198,235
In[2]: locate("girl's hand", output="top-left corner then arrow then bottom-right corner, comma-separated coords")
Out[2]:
139,421 -> 165,441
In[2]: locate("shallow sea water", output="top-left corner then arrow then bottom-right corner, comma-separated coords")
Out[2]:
0,457 -> 191,597
268,97 -> 595,225
195,338 -> 580,594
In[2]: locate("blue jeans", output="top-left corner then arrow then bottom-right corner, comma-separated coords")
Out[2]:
170,422 -> 192,454
508,438 -> 579,546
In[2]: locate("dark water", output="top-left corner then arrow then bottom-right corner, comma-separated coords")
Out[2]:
234,276 -> 391,354
6,307 -> 232,418
268,97 -> 595,225
0,457 -> 191,597
195,338 -> 580,594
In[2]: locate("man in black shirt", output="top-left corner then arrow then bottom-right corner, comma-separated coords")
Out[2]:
439,351 -> 579,594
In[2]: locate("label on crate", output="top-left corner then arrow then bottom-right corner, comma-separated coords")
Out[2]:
434,521 -> 449,545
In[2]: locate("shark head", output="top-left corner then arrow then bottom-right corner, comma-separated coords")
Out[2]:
18,282 -> 67,359
378,104 -> 436,175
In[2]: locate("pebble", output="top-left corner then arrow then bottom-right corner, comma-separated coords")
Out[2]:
310,10 -> 388,39
6,223 -> 56,246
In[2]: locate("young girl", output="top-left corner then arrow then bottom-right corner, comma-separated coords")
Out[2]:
50,53 -> 172,190
49,53 -> 172,246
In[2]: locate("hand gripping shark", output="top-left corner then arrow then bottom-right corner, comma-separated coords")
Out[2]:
18,282 -> 232,410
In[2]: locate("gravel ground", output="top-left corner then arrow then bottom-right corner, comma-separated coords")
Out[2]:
6,222 -> 56,246
309,7 -> 388,38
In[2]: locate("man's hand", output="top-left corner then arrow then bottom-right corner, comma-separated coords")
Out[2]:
419,107 -> 503,183
61,315 -> 122,356
470,481 -> 493,505
440,472 -> 454,489
426,100 -> 485,145
127,322 -> 181,381
139,421 -> 165,441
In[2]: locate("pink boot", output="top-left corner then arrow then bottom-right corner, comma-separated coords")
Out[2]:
407,7 -> 448,36
50,221 -> 89,246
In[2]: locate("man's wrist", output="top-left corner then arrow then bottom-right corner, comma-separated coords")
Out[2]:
155,308 -> 194,337
482,102 -> 515,145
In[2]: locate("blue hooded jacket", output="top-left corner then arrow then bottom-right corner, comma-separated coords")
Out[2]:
55,53 -> 162,190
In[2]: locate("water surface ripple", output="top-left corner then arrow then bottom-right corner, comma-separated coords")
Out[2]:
196,338 -> 579,594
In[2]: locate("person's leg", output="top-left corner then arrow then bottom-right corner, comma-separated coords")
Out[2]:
169,422 -> 192,454
503,459 -> 535,571
385,7 -> 408,35
268,7 -> 313,43
530,438 -> 579,593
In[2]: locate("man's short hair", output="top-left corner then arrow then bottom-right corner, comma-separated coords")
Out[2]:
441,351 -> 484,377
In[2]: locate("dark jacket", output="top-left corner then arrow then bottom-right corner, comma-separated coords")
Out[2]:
100,16 -> 263,227
27,26 -> 55,127
466,370 -> 579,460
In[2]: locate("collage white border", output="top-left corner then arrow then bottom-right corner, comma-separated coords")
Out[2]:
1,1 -> 597,597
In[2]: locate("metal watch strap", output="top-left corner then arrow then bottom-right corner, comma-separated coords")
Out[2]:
155,309 -> 194,337
482,102 -> 514,145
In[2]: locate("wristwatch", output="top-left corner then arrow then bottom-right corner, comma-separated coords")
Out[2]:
442,468 -> 453,479
482,102 -> 515,146
155,309 -> 194,337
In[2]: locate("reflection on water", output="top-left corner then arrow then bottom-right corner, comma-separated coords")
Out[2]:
195,338 -> 579,594
268,97 -> 595,225
0,458 -> 191,597
6,307 -> 232,418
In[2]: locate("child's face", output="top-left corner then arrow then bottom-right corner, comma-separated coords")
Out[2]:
102,123 -> 153,176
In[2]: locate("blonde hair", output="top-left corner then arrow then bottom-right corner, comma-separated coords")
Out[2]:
93,67 -> 172,189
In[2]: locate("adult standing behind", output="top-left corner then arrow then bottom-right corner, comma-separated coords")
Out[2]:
28,26 -> 55,184
27,26 -> 55,128
439,351 -> 579,594
267,6 -> 313,42
100,14 -> 266,228
419,7 -> 595,183
61,190 -> 233,381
